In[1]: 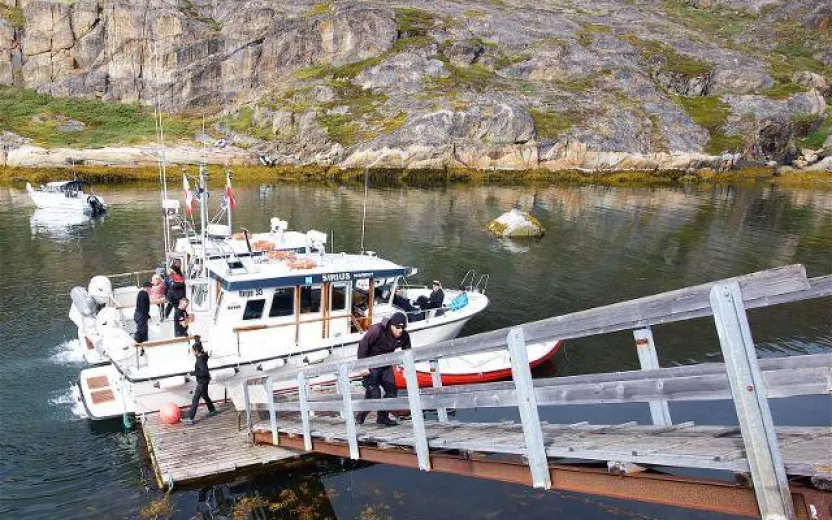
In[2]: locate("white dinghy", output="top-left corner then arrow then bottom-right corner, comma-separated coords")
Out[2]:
26,180 -> 107,215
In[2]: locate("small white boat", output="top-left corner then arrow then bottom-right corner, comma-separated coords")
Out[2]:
26,180 -> 107,215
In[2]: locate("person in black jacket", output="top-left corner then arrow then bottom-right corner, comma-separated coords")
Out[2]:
133,281 -> 152,343
355,312 -> 411,426
415,280 -> 444,311
182,336 -> 217,425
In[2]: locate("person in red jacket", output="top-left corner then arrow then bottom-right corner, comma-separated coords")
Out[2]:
355,312 -> 411,426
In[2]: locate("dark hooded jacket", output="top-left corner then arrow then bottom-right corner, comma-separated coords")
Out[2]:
193,351 -> 211,383
357,317 -> 411,359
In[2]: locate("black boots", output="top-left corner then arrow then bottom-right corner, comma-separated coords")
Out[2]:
355,411 -> 369,425
376,412 -> 398,426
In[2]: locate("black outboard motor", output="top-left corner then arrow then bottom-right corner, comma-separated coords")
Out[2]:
87,196 -> 105,216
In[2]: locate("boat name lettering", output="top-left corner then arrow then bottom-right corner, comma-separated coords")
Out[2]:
239,289 -> 263,298
322,272 -> 352,282
353,272 -> 374,279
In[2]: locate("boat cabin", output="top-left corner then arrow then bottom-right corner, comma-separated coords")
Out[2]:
39,180 -> 92,198
205,252 -> 412,357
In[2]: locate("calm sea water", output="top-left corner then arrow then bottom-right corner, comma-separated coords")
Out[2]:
0,180 -> 830,519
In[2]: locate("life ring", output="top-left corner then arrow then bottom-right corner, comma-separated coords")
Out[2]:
287,258 -> 317,270
266,250 -> 296,261
251,239 -> 275,252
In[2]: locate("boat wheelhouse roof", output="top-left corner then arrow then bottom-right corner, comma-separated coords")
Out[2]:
207,253 -> 410,291
176,230 -> 320,259
45,180 -> 91,189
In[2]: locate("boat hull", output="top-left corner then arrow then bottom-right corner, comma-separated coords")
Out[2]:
393,340 -> 562,388
78,315 -> 477,419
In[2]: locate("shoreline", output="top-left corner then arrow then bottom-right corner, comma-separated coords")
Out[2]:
2,164 -> 831,188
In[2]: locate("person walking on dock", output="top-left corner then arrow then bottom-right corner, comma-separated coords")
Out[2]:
355,311 -> 411,426
182,336 -> 217,425
133,281 -> 152,343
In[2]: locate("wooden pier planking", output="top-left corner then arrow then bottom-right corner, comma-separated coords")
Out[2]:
251,416 -> 832,478
141,408 -> 301,488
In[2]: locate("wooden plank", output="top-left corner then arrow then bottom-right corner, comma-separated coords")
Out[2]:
711,282 -> 795,520
633,327 -> 672,426
403,349 -> 430,471
267,361 -> 831,414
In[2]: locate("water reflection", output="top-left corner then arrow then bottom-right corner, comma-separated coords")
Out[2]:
30,208 -> 104,242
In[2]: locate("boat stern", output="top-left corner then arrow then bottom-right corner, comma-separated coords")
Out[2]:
78,365 -> 133,420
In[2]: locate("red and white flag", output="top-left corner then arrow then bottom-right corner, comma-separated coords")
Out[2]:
182,175 -> 195,215
225,171 -> 236,211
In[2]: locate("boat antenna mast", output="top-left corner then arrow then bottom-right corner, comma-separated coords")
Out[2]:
360,167 -> 368,253
153,40 -> 171,255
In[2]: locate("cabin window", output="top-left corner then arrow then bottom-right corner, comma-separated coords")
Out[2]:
331,283 -> 348,311
243,299 -> 266,320
300,285 -> 321,314
374,277 -> 394,304
269,288 -> 294,317
352,278 -> 370,313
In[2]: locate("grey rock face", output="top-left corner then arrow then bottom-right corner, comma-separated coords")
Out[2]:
382,103 -> 534,147
443,39 -> 484,66
354,51 -> 447,92
710,68 -> 774,95
2,0 -> 830,170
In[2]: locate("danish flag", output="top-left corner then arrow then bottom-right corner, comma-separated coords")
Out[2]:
225,171 -> 236,211
182,175 -> 195,215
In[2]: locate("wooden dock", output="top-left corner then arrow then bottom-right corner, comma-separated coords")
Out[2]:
141,406 -> 300,488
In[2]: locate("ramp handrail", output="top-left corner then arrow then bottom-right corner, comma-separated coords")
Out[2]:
242,265 -> 831,519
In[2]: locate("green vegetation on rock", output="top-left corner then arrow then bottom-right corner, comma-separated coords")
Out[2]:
625,35 -> 712,77
304,2 -> 334,17
798,105 -> 832,149
0,4 -> 25,29
0,88 -> 202,147
529,108 -> 582,140
675,95 -> 744,154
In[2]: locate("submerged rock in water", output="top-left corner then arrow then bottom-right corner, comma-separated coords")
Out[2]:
487,208 -> 545,238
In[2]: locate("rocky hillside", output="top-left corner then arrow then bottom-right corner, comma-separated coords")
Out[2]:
1,0 -> 830,171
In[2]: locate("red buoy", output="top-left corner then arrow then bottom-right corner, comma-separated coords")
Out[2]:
160,403 -> 181,424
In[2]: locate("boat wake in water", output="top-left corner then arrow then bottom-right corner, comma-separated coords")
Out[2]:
50,384 -> 88,419
49,339 -> 85,365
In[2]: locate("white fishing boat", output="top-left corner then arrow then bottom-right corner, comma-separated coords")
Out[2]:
26,180 -> 107,215
72,248 -> 490,419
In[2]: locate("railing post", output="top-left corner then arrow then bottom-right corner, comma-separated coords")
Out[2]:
337,365 -> 359,459
633,327 -> 672,426
264,376 -> 278,445
507,327 -> 551,489
297,373 -> 312,451
429,359 -> 449,423
710,282 -> 795,520
243,381 -> 252,433
402,349 -> 430,471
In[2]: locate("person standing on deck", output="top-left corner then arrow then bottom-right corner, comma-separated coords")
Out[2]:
133,281 -> 152,343
164,262 -> 186,319
182,336 -> 217,425
355,312 -> 411,426
173,298 -> 192,338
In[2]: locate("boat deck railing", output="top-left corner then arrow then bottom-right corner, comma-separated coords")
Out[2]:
241,265 -> 832,519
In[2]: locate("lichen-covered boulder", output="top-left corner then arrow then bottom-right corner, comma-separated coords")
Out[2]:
487,208 -> 545,237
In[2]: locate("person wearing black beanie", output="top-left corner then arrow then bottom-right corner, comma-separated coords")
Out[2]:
355,311 -> 411,426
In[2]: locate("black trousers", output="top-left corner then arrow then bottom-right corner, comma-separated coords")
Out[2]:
134,313 -> 149,343
164,298 -> 181,318
359,366 -> 397,421
188,380 -> 215,420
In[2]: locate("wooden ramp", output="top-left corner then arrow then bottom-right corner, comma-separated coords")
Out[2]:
141,407 -> 301,488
